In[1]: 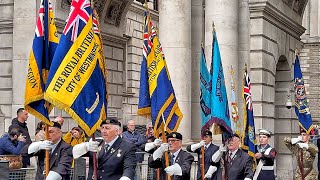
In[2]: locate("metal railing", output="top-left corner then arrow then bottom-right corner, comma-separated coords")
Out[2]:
9,168 -> 36,180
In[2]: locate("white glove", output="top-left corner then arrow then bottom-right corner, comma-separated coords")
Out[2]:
145,139 -> 162,152
291,136 -> 302,144
46,171 -> 62,180
164,163 -> 182,176
190,140 -> 206,151
152,143 -> 169,160
85,141 -> 99,152
119,176 -> 131,180
297,143 -> 309,150
244,178 -> 252,180
28,140 -> 52,154
204,166 -> 217,178
211,145 -> 226,163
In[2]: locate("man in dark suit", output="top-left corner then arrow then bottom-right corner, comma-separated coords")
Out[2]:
148,132 -> 194,180
186,130 -> 219,180
73,119 -> 137,180
216,134 -> 253,180
28,122 -> 73,180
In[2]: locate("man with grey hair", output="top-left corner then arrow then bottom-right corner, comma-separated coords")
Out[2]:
28,122 -> 73,180
73,119 -> 137,180
53,116 -> 64,126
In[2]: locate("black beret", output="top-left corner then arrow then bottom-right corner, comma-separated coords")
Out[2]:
50,121 -> 61,129
167,132 -> 182,140
202,130 -> 212,137
100,118 -> 121,127
231,133 -> 240,139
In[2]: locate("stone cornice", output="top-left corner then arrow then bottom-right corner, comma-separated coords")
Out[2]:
128,2 -> 159,22
249,1 -> 305,40
101,32 -> 130,47
0,19 -> 13,30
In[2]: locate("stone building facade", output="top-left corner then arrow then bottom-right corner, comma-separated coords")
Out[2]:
0,0 -> 319,178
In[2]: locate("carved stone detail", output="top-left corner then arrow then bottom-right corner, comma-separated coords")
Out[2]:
282,0 -> 308,16
104,0 -> 128,27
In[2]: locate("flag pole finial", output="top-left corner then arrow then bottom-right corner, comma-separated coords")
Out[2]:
212,22 -> 215,32
143,0 -> 149,10
295,48 -> 299,56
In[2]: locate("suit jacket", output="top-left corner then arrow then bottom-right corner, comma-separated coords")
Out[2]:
148,149 -> 194,180
87,137 -> 137,180
216,149 -> 253,180
186,143 -> 219,180
30,139 -> 73,180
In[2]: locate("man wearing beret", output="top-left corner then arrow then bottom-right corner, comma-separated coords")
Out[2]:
186,130 -> 219,180
215,134 -> 254,180
73,119 -> 137,180
253,129 -> 277,180
28,122 -> 73,180
148,132 -> 194,180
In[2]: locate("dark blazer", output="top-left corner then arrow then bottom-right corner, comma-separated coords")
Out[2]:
216,149 -> 253,180
30,139 -> 73,180
148,149 -> 194,180
87,137 -> 137,180
186,143 -> 219,180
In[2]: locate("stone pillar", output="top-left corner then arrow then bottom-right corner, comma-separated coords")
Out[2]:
12,0 -> 37,136
204,0 -> 239,125
159,0 -> 192,142
191,0 -> 204,141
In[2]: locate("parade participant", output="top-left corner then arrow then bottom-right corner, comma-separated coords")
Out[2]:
148,132 -> 194,180
53,116 -> 64,126
186,130 -> 219,180
73,119 -> 137,180
28,122 -> 73,180
214,134 -> 253,180
253,129 -> 277,180
284,129 -> 318,180
0,128 -> 26,155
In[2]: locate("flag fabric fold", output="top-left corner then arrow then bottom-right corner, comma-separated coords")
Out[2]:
242,64 -> 256,157
294,53 -> 313,133
24,0 -> 58,125
201,31 -> 232,138
138,11 -> 183,136
200,46 -> 212,134
44,0 -> 107,136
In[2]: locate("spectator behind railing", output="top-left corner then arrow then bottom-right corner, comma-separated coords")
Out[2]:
0,128 -> 26,155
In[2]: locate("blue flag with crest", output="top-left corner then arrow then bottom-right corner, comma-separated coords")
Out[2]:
294,53 -> 313,133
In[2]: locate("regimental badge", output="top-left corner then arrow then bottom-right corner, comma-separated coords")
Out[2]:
294,77 -> 311,114
117,149 -> 122,157
110,148 -> 115,154
248,126 -> 255,143
173,134 -> 176,138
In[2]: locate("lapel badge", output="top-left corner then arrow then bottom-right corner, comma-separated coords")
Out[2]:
55,153 -> 58,156
117,149 -> 122,157
110,148 -> 115,154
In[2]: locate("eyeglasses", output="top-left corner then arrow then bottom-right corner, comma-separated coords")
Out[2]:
167,139 -> 181,143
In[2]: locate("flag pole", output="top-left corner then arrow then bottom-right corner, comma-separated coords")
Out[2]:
200,42 -> 205,180
44,0 -> 50,176
161,114 -> 171,180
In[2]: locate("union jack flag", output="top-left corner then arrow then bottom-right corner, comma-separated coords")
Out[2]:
35,0 -> 53,37
63,0 -> 91,41
243,66 -> 253,110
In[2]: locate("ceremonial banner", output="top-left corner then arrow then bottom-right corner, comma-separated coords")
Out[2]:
294,52 -> 313,133
25,0 -> 58,125
200,46 -> 212,134
201,31 -> 232,138
242,64 -> 256,157
45,0 -> 107,136
230,65 -> 240,135
138,11 -> 183,136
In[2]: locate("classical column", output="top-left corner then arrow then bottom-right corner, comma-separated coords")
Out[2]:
159,0 -> 192,142
205,0 -> 239,127
191,0 -> 204,141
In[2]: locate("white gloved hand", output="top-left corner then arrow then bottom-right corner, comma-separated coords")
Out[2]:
297,143 -> 309,150
145,139 -> 163,152
164,163 -> 182,176
211,145 -> 226,163
46,171 -> 62,180
28,140 -> 52,154
204,166 -> 217,178
291,136 -> 302,144
85,141 -> 99,152
190,140 -> 206,151
244,178 -> 252,180
152,143 -> 169,160
119,176 -> 131,180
